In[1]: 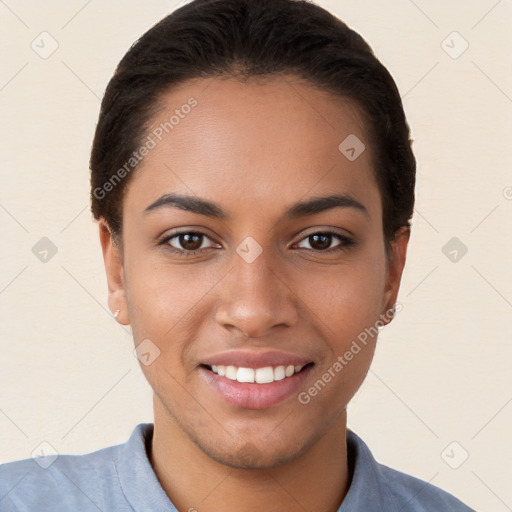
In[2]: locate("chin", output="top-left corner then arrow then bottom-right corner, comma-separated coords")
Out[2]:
204,443 -> 303,470
189,428 -> 316,470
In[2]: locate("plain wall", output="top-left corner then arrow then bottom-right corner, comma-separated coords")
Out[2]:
1,1 -> 511,510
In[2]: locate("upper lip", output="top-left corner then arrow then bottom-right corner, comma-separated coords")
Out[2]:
201,350 -> 312,369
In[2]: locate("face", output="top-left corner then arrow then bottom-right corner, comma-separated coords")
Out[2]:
100,75 -> 408,469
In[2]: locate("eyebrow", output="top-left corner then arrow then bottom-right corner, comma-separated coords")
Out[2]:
285,193 -> 368,218
143,192 -> 368,218
144,193 -> 226,217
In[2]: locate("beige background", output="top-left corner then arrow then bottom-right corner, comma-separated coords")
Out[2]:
1,0 -> 511,510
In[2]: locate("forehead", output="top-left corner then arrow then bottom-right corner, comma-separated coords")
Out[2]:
124,75 -> 381,220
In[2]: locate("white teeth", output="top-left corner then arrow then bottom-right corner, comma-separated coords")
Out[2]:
237,367 -> 255,383
225,365 -> 237,380
209,363 -> 306,383
255,366 -> 274,384
274,365 -> 285,381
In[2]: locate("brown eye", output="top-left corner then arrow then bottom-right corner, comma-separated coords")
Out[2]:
296,231 -> 354,253
167,232 -> 213,252
298,233 -> 336,251
308,233 -> 332,250
178,233 -> 203,250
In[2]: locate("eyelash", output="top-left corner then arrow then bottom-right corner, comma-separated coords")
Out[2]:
158,230 -> 355,257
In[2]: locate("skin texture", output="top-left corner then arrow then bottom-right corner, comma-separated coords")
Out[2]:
99,75 -> 409,511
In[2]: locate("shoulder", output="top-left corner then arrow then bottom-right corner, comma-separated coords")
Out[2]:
0,424 -> 151,512
375,461 -> 474,511
345,429 -> 475,511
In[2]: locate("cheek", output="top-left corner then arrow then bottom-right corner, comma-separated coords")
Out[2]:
125,250 -> 201,323
124,259 -> 209,405
296,266 -> 385,416
123,254 -> 223,364
299,253 -> 387,344
293,250 -> 386,411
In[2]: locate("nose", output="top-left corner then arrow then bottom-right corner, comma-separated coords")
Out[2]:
215,248 -> 299,339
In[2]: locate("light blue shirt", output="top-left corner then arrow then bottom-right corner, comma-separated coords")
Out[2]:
0,423 -> 474,511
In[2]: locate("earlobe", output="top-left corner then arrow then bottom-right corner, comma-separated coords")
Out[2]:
381,226 -> 410,326
98,219 -> 130,325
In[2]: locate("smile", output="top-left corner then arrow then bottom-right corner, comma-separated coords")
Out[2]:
200,351 -> 315,409
209,364 -> 306,383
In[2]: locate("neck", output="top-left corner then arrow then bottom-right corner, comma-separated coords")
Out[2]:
149,397 -> 350,512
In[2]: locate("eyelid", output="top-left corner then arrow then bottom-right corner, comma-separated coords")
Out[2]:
293,224 -> 355,239
169,233 -> 215,251
291,226 -> 354,244
159,229 -> 220,249
294,230 -> 353,250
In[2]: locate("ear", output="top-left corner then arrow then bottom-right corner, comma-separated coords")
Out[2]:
98,219 -> 130,325
380,226 -> 410,326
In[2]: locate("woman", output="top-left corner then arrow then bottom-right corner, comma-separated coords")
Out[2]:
0,0 -> 474,510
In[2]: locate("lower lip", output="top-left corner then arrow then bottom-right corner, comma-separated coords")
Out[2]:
200,365 -> 313,410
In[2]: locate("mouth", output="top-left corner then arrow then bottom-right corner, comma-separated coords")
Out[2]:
199,352 -> 315,410
202,362 -> 313,384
